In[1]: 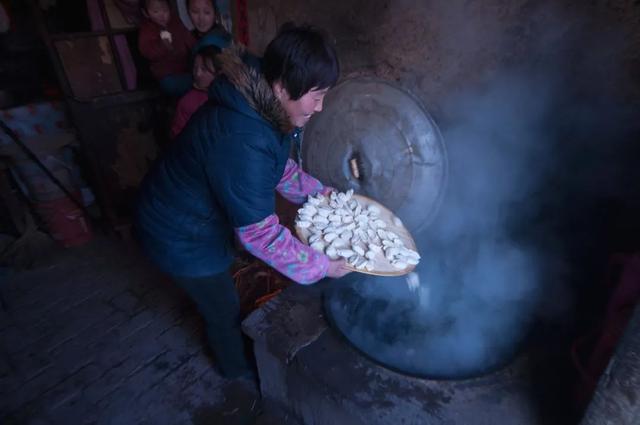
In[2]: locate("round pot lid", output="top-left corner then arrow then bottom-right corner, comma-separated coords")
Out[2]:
302,78 -> 447,233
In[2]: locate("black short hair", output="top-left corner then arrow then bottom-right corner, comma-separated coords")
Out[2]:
142,0 -> 169,12
197,45 -> 222,74
187,0 -> 216,8
262,23 -> 340,101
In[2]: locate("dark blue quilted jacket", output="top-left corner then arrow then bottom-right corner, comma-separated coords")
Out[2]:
136,44 -> 298,277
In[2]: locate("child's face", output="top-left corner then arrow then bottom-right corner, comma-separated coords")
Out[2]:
145,0 -> 170,27
188,0 -> 215,34
193,55 -> 217,89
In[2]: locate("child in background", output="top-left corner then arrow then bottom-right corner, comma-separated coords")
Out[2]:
187,0 -> 229,40
170,43 -> 224,138
138,0 -> 196,96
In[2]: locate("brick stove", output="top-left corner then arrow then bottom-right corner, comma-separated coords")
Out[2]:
242,283 -> 543,425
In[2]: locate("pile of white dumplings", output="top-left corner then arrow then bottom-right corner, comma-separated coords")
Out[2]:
295,189 -> 420,271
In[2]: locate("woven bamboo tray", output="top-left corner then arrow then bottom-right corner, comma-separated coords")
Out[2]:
295,194 -> 418,276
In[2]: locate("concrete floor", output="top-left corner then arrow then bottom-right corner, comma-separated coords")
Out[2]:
0,235 -> 292,425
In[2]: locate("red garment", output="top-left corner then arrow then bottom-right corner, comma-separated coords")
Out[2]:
170,88 -> 208,138
138,15 -> 196,81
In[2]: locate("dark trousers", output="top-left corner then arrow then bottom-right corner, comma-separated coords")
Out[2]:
173,271 -> 252,378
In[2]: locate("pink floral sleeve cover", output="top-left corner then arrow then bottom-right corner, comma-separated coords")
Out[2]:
235,214 -> 329,284
276,159 -> 327,204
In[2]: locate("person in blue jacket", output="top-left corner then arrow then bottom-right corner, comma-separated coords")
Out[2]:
136,24 -> 352,379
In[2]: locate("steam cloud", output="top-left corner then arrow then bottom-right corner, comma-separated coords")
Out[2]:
326,3 -> 639,379
328,72 -> 561,378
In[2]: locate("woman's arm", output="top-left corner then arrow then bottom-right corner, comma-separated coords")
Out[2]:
276,158 -> 328,204
210,133 -> 330,284
235,214 -> 329,284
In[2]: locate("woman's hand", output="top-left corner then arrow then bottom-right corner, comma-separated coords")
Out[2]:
320,186 -> 336,196
326,259 -> 352,278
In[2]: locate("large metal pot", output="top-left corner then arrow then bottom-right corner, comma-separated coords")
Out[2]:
302,78 -> 448,233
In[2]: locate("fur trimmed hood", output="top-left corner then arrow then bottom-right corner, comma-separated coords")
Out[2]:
213,43 -> 294,134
